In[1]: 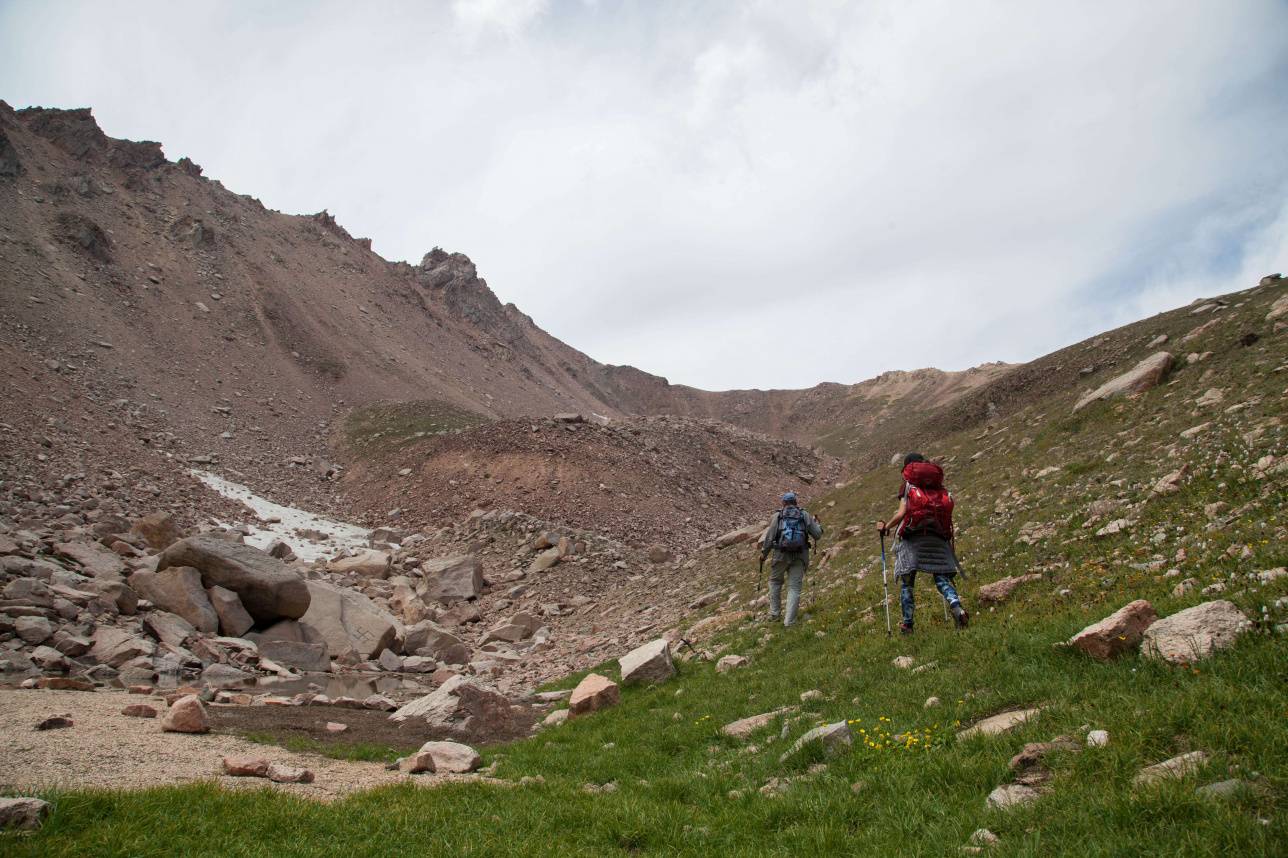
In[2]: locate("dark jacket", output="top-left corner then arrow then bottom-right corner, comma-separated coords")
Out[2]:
760,507 -> 823,567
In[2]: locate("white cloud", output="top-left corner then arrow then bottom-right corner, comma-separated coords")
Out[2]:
1,1 -> 1285,390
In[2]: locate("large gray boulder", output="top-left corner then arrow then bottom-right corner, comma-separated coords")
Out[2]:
89,627 -> 155,668
1074,352 -> 1173,412
403,620 -> 469,664
205,585 -> 253,637
328,549 -> 391,578
156,535 -> 310,623
389,675 -> 525,740
1142,600 -> 1250,664
256,639 -> 330,673
141,611 -> 196,648
299,580 -> 399,659
129,567 -> 219,633
419,555 -> 484,605
618,638 -> 675,686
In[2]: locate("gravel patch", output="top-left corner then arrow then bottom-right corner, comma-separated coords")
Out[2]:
0,688 -> 488,801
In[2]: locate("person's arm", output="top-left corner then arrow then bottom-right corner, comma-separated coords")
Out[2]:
807,512 -> 823,540
876,498 -> 907,536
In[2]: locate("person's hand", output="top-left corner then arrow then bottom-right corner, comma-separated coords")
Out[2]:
875,520 -> 887,536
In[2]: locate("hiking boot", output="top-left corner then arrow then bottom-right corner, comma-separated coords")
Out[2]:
898,622 -> 914,635
952,606 -> 969,630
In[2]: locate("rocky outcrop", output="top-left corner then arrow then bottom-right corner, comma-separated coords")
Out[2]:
156,536 -> 310,623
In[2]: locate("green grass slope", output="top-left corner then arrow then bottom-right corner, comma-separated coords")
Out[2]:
5,281 -> 1285,857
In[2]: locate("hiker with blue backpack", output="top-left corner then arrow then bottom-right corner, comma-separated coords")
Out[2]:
876,453 -> 969,634
759,492 -> 823,627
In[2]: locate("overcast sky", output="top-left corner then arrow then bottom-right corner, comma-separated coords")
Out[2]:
3,1 -> 1286,390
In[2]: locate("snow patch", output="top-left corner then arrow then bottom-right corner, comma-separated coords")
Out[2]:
190,470 -> 370,563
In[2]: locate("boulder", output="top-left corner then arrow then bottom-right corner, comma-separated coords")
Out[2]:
90,627 -> 155,668
121,703 -> 158,718
986,783 -> 1040,810
222,755 -> 270,777
299,580 -> 399,659
1141,600 -> 1250,664
202,663 -> 252,687
160,694 -> 210,733
619,638 -> 676,685
419,555 -> 484,604
957,708 -> 1042,740
780,721 -> 851,762
156,535 -> 309,623
14,616 -> 54,645
528,547 -> 561,574
411,740 -> 482,773
54,541 -> 126,577
976,573 -> 1043,605
721,708 -> 791,739
646,544 -> 672,564
543,709 -> 570,727
1073,352 -> 1173,412
403,620 -> 469,663
129,567 -> 219,633
1068,599 -> 1159,660
131,512 -> 184,550
569,673 -> 619,716
389,675 -> 523,739
0,797 -> 50,831
141,611 -> 196,648
266,763 -> 314,784
328,549 -> 391,578
715,523 -> 763,549
257,639 -> 330,673
716,654 -> 748,673
31,645 -> 67,671
1133,751 -> 1210,787
480,622 -> 532,645
206,585 -> 254,637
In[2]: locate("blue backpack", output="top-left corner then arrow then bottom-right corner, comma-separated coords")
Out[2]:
775,507 -> 809,552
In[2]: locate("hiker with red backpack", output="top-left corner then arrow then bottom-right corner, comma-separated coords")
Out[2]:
876,453 -> 969,634
759,492 -> 823,627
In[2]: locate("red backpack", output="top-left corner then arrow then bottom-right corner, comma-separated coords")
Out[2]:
899,461 -> 954,540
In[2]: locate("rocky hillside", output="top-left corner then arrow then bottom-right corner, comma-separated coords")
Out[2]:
340,411 -> 842,549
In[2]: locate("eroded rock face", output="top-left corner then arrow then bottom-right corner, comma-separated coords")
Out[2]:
1068,600 -> 1159,661
618,638 -> 676,686
1074,352 -> 1173,412
156,535 -> 309,623
1142,601 -> 1250,664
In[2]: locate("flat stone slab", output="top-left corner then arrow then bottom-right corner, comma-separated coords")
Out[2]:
1133,751 -> 1210,787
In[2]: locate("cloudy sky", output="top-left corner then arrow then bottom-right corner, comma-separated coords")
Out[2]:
3,1 -> 1286,390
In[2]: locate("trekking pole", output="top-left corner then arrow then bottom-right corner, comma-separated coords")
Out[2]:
757,555 -> 765,592
878,532 -> 893,637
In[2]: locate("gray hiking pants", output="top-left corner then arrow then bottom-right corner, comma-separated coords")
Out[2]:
768,556 -> 806,627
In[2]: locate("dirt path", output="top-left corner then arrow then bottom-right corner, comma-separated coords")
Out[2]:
0,688 -> 487,801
